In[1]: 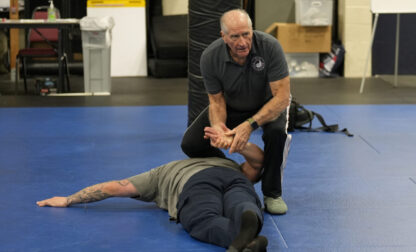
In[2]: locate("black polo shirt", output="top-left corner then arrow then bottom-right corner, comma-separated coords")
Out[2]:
200,30 -> 289,113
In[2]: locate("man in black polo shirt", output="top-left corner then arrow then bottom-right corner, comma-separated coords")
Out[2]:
181,9 -> 291,214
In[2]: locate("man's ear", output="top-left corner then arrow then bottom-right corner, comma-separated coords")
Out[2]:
220,31 -> 226,41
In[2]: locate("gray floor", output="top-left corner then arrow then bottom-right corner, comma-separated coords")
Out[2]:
1,73 -> 416,107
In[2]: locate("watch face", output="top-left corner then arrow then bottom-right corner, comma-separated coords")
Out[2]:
247,118 -> 258,130
250,120 -> 258,130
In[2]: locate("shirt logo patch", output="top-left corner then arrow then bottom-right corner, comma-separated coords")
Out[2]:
251,56 -> 265,71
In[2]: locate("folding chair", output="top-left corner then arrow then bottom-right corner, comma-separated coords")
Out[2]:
15,6 -> 70,94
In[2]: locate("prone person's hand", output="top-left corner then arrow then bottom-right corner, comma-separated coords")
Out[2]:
36,196 -> 69,207
204,124 -> 233,149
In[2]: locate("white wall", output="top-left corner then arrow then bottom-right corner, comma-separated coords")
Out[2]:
87,7 -> 148,77
162,0 -> 188,15
0,0 -> 8,7
338,0 -> 372,77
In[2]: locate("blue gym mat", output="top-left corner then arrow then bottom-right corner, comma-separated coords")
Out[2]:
0,105 -> 415,251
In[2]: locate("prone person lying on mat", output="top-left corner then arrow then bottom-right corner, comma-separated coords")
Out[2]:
37,127 -> 268,252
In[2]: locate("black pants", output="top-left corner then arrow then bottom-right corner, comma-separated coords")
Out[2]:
181,106 -> 289,198
177,167 -> 263,248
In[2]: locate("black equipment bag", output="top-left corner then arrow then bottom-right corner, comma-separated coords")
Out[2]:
288,100 -> 353,137
319,42 -> 345,78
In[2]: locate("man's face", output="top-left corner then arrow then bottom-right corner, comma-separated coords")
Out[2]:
222,24 -> 253,60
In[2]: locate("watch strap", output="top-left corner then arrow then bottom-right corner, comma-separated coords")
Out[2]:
246,117 -> 259,130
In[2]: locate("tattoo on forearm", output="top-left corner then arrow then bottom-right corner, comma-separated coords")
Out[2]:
66,183 -> 111,206
117,180 -> 130,186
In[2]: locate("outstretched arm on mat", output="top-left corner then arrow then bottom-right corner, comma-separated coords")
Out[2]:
36,179 -> 139,207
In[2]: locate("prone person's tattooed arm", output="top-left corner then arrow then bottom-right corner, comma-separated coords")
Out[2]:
37,179 -> 138,207
66,182 -> 113,205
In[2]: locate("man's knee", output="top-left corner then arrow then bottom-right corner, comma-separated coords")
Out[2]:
181,142 -> 195,157
181,115 -> 210,157
180,136 -> 192,154
181,137 -> 206,157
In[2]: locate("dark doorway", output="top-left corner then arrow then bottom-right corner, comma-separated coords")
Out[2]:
372,14 -> 416,75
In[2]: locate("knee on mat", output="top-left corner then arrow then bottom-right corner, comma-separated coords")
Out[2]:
181,139 -> 202,157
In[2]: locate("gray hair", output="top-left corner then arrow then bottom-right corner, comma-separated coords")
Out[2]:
220,9 -> 253,34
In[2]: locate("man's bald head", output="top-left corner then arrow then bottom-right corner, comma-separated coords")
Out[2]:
220,9 -> 253,34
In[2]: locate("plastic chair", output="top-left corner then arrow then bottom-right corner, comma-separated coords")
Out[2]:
15,6 -> 70,94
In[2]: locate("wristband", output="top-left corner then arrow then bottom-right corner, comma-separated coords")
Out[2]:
246,117 -> 259,130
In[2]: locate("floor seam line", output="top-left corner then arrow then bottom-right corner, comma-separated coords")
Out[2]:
267,214 -> 288,248
409,177 -> 416,185
359,135 -> 381,154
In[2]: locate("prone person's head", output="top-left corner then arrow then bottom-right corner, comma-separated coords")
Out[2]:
240,161 -> 262,183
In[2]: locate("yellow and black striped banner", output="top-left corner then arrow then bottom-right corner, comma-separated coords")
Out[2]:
87,0 -> 145,7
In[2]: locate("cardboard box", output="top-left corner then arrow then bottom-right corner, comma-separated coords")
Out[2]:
265,23 -> 331,53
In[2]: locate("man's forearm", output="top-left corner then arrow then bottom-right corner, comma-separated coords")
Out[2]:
252,77 -> 291,126
252,95 -> 290,126
66,182 -> 113,206
208,92 -> 227,127
209,102 -> 227,127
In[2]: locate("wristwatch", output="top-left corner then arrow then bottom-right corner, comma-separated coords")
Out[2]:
246,117 -> 259,130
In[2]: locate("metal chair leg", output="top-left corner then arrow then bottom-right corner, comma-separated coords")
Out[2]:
22,57 -> 28,94
63,54 -> 71,92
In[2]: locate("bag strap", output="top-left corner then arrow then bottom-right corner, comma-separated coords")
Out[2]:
297,111 -> 354,137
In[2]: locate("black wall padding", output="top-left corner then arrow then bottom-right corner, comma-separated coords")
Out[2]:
187,0 -> 241,126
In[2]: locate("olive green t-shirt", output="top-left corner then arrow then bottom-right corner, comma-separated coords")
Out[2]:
127,157 -> 241,219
